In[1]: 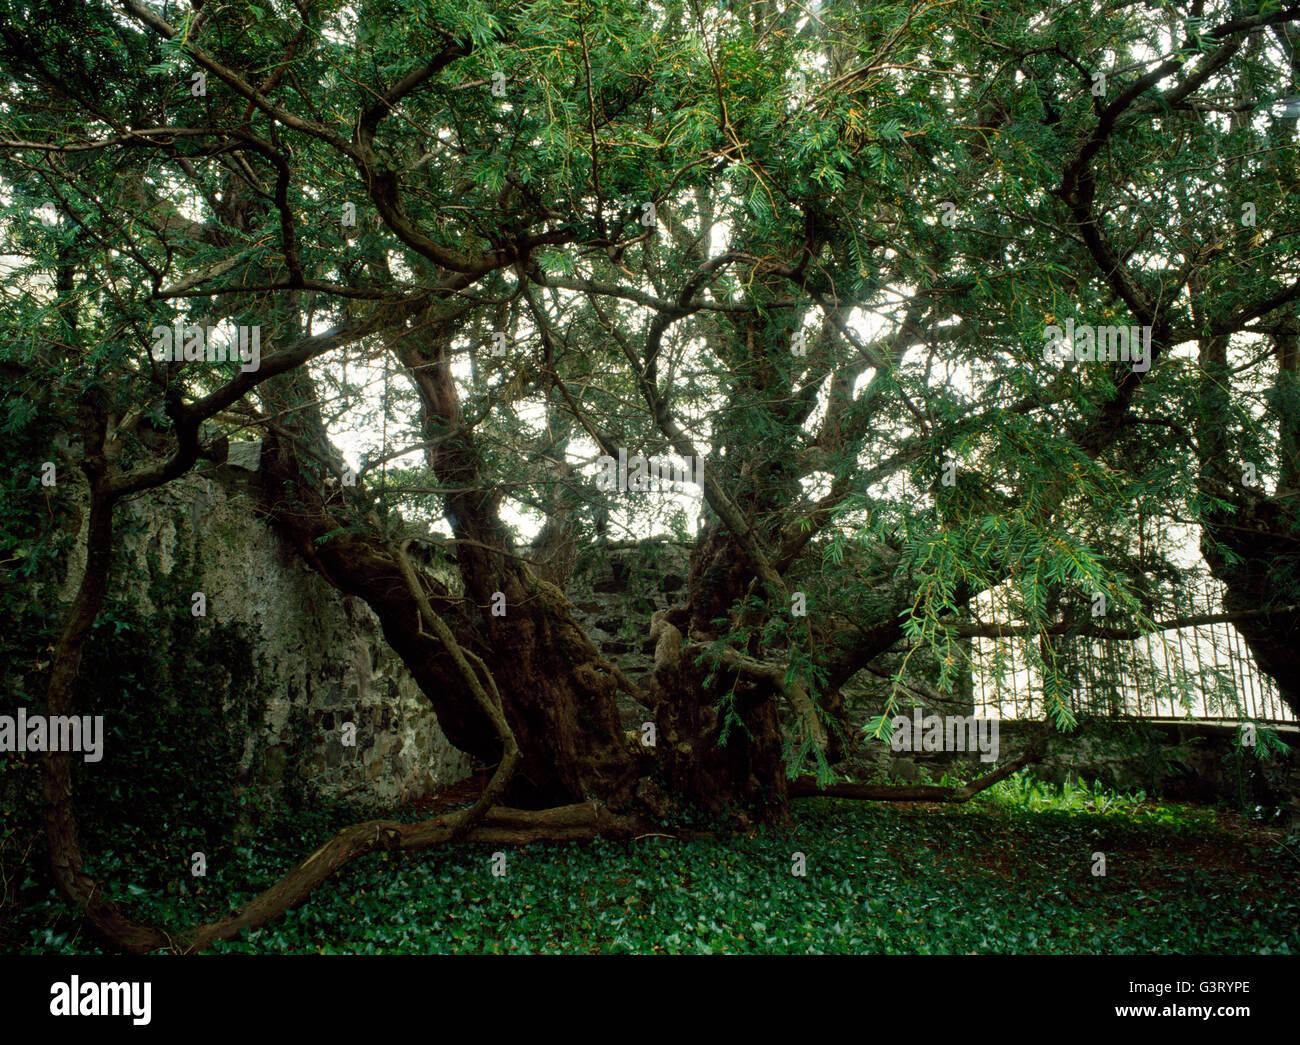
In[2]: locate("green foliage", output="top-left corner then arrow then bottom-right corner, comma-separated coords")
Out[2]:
976,768 -> 1151,817
2,0 -> 1298,953
17,799 -> 1296,955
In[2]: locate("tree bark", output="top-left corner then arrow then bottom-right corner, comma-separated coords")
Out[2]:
256,357 -> 645,810
646,526 -> 794,828
1195,325 -> 1300,714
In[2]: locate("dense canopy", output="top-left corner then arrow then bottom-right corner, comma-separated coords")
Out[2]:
1,0 -> 1297,952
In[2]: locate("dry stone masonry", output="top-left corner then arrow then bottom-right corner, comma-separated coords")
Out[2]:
60,445 -> 471,810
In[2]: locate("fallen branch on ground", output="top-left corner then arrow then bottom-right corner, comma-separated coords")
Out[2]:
789,741 -> 1045,803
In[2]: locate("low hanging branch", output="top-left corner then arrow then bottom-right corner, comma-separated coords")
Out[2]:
173,801 -> 643,953
38,425 -> 645,954
391,537 -> 518,838
789,738 -> 1045,803
45,526 -> 644,953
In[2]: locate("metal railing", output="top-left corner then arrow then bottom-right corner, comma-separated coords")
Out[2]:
968,581 -> 1294,723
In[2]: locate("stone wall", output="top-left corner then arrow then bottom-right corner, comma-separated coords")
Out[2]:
67,446 -> 471,810
847,716 -> 1298,804
566,540 -> 692,732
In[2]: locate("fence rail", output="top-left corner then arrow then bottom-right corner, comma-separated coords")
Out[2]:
968,581 -> 1294,724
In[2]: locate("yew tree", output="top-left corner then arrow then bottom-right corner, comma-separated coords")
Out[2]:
1,0 -> 1297,952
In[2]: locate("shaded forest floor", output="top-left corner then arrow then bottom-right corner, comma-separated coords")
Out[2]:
14,784 -> 1298,954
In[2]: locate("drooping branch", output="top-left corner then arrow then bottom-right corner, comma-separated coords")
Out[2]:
392,538 -> 518,839
177,801 -> 647,954
119,0 -> 354,154
43,434 -> 644,954
40,419 -> 172,954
